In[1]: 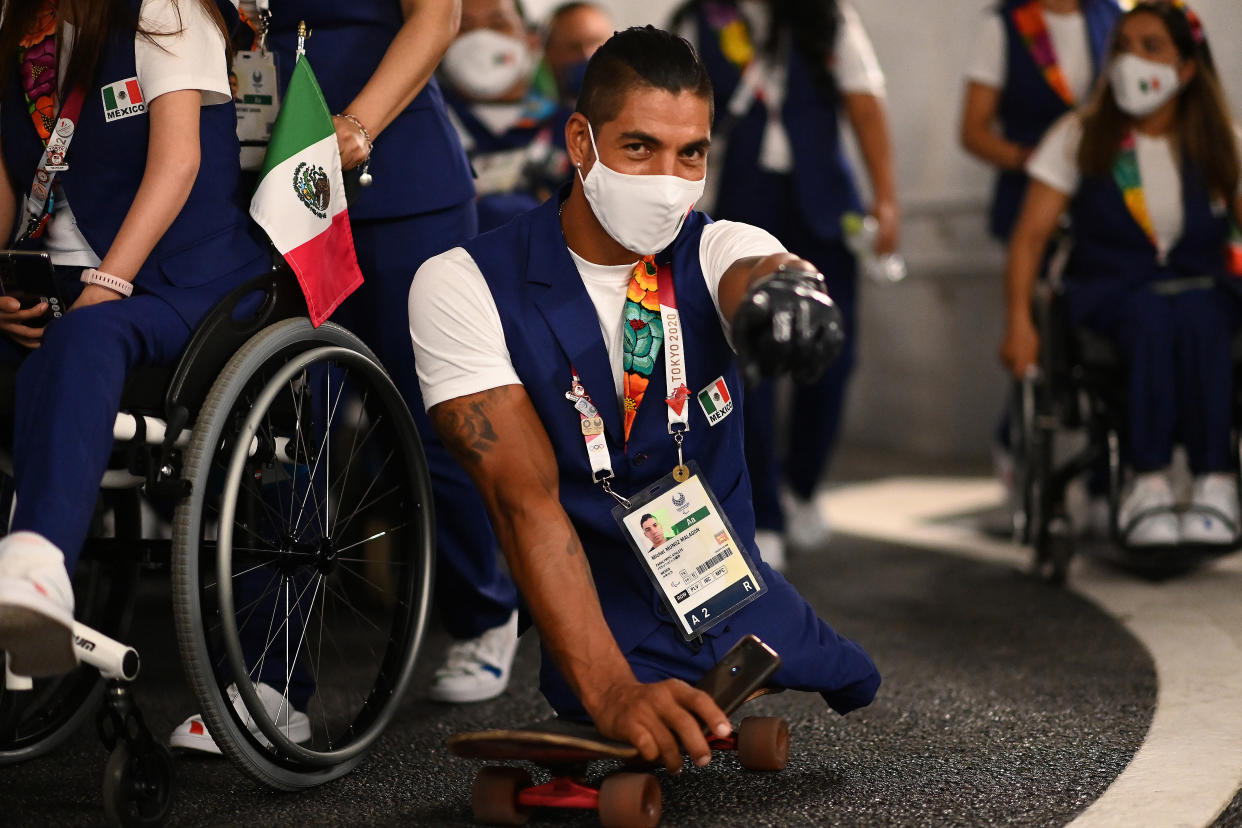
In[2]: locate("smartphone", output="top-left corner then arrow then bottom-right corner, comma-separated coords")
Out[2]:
0,250 -> 62,326
694,633 -> 781,717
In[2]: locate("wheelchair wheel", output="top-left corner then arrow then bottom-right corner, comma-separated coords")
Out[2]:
172,319 -> 434,790
0,490 -> 140,765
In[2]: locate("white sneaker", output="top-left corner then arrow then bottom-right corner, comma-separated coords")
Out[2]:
1118,472 -> 1178,546
753,529 -> 786,572
427,609 -> 518,703
169,681 -> 311,755
0,531 -> 76,677
784,496 -> 831,551
1180,474 -> 1239,545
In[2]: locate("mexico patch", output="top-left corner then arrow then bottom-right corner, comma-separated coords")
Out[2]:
102,78 -> 146,122
697,377 -> 733,426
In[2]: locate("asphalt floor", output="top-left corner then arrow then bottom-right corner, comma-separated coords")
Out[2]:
2,529 -> 1162,827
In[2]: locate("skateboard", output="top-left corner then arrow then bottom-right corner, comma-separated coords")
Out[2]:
447,688 -> 788,828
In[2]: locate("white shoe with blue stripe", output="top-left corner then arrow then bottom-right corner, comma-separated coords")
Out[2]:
428,609 -> 519,704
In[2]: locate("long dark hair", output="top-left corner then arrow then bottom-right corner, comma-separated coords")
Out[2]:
1078,0 -> 1239,202
0,0 -> 230,97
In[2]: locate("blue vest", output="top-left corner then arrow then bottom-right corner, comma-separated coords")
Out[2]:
443,88 -> 572,232
0,0 -> 268,328
991,0 -> 1121,238
693,11 -> 861,243
265,0 -> 475,221
462,197 -> 756,653
1064,158 -> 1229,322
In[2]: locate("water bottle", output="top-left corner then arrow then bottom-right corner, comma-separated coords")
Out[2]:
841,212 -> 907,284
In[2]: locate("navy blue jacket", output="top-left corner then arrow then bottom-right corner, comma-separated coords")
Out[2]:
991,0 -> 1121,239
0,0 -> 268,328
1065,159 -> 1229,322
690,8 -> 861,243
265,0 -> 475,222
463,196 -> 755,655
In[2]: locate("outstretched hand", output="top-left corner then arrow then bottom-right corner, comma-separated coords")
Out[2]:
591,677 -> 732,774
732,263 -> 845,386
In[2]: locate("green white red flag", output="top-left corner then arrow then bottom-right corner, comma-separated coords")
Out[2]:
249,56 -> 363,326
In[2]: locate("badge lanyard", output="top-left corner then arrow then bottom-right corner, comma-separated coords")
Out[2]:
568,262 -> 692,508
16,85 -> 86,244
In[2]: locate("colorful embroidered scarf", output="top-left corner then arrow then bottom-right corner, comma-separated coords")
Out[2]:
622,255 -> 668,443
1112,132 -> 1158,247
19,0 -> 59,145
702,0 -> 755,73
1011,0 -> 1076,106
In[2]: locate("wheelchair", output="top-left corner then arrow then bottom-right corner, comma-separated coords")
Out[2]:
0,265 -> 435,825
1008,271 -> 1242,584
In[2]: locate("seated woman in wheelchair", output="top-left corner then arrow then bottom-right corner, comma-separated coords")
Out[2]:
1000,0 -> 1242,547
0,0 -> 267,676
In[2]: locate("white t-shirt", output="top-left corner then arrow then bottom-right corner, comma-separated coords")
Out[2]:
44,0 -> 232,266
409,220 -> 787,410
1027,113 -> 1242,258
966,9 -> 1095,104
678,1 -> 885,175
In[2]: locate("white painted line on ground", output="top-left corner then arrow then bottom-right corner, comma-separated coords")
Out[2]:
821,477 -> 1242,828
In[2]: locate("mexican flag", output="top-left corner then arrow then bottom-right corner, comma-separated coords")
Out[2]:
250,56 -> 363,326
698,378 -> 730,414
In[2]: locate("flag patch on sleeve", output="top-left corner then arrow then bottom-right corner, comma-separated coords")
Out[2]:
102,78 -> 146,122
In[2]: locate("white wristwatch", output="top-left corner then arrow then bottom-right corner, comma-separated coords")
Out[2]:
80,267 -> 133,298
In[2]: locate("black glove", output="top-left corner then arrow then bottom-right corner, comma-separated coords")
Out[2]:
731,267 -> 845,386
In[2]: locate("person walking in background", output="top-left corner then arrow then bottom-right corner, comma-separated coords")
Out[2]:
1000,1 -> 1242,547
440,0 -> 573,232
672,0 -> 900,568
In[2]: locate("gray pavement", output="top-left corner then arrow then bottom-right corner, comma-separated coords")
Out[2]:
2,535 -> 1159,827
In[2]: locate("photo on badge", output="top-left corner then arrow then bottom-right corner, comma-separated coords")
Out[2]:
615,462 -> 767,640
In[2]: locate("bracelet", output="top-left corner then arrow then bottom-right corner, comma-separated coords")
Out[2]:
337,112 -> 373,160
80,267 -> 133,298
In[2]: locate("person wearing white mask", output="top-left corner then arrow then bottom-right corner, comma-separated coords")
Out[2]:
1001,1 -> 1242,547
440,0 -> 573,232
409,26 -> 879,774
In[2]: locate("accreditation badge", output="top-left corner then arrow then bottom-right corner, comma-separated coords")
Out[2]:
233,50 -> 280,171
614,461 -> 766,641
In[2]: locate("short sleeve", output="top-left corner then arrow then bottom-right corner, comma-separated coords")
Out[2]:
832,3 -> 885,96
964,13 -> 1006,90
1025,112 -> 1083,195
698,220 -> 788,334
135,0 -> 231,106
409,247 -> 522,410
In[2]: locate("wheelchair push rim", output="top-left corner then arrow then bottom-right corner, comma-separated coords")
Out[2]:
173,319 -> 434,788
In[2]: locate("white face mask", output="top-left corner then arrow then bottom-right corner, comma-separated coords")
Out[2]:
441,28 -> 532,100
578,124 -> 705,256
1109,53 -> 1181,118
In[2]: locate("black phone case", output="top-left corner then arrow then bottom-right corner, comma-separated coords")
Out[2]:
0,251 -> 63,326
694,634 -> 781,717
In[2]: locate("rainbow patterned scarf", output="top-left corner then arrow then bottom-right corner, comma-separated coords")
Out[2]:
622,255 -> 669,443
1112,132 -> 1158,247
1011,0 -> 1076,106
18,0 -> 59,144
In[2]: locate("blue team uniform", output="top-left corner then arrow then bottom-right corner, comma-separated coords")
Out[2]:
459,196 -> 880,720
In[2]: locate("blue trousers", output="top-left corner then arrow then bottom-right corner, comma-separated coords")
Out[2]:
1081,285 -> 1241,474
341,203 -> 517,638
539,562 -> 880,721
3,277 -> 192,571
744,238 -> 857,531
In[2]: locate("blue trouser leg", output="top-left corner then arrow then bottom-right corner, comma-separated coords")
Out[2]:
742,379 -> 783,532
341,202 -> 517,639
1170,288 -> 1240,474
538,563 -> 880,722
6,293 -> 192,572
783,240 -> 858,500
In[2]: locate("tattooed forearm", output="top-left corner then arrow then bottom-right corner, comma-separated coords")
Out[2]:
432,398 -> 499,466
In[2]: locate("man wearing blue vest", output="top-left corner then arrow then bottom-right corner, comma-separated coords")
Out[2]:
410,26 -> 879,773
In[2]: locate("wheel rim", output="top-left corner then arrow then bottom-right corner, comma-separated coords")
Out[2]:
201,344 -> 432,767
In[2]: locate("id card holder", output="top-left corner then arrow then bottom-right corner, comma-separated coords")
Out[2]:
233,49 -> 280,171
613,461 -> 766,641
